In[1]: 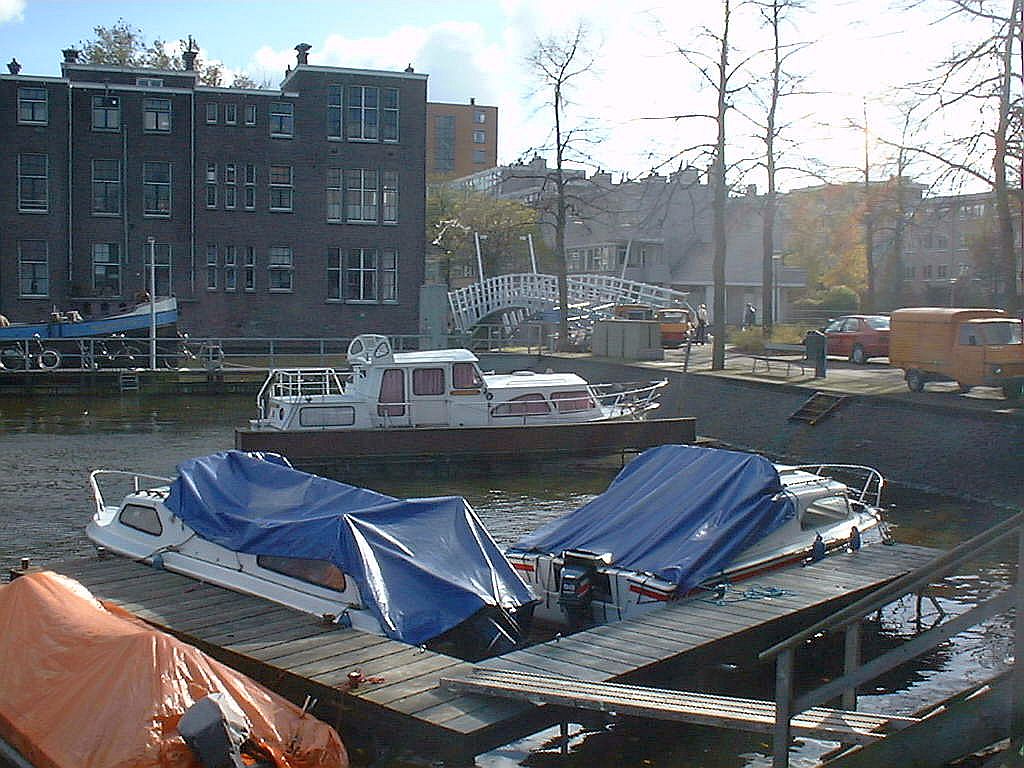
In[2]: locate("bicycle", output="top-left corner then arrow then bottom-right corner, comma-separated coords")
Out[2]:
163,333 -> 225,371
0,335 -> 62,371
93,334 -> 145,368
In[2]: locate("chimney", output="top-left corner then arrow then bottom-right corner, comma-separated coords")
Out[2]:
404,63 -> 414,73
61,48 -> 79,64
182,36 -> 198,71
295,43 -> 311,66
7,58 -> 21,75
470,97 -> 475,106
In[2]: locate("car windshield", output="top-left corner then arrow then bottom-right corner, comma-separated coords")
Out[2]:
865,317 -> 890,330
980,321 -> 1023,345
825,319 -> 844,333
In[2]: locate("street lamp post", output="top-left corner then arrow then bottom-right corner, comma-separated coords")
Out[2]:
473,232 -> 486,284
520,233 -> 538,274
148,237 -> 157,370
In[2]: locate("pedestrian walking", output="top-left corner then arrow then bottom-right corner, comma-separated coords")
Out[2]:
743,303 -> 757,330
696,303 -> 708,344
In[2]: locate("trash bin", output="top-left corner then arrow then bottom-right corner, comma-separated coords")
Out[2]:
804,330 -> 827,378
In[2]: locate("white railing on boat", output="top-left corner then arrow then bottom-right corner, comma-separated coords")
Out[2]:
780,464 -> 885,508
256,368 -> 352,419
89,469 -> 173,516
590,380 -> 668,418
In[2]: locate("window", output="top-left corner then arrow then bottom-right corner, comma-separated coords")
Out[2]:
224,103 -> 237,124
268,246 -> 293,291
298,406 -> 355,428
453,363 -> 482,389
143,243 -> 172,295
923,264 -> 934,279
491,393 -> 551,417
18,153 -> 48,212
413,368 -> 445,395
206,183 -> 217,208
119,504 -> 162,536
143,161 -> 171,217
136,77 -> 163,88
244,246 -> 256,291
206,245 -> 218,289
346,169 -> 378,222
18,241 -> 48,297
92,243 -> 121,295
206,103 -> 217,124
224,245 -> 237,291
91,95 -> 120,130
474,109 -> 486,124
205,162 -> 217,183
473,149 -> 487,164
378,369 -> 405,416
143,98 -> 171,132
346,85 -> 378,140
551,391 -> 596,413
270,102 -> 293,137
904,264 -> 915,280
346,248 -> 377,300
937,264 -> 948,279
473,130 -> 486,144
382,87 -> 399,142
380,248 -> 397,301
244,164 -> 256,210
326,168 -> 343,222
269,165 -> 293,211
245,104 -> 257,125
18,87 -> 47,124
256,555 -> 347,591
327,85 -> 343,138
382,170 -> 398,224
433,115 -> 455,173
224,163 -> 237,209
91,159 -> 120,215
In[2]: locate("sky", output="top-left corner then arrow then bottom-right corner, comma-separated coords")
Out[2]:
0,0 -> 1002,193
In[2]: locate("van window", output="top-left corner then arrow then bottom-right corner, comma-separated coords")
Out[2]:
958,324 -> 979,345
491,393 -> 551,416
119,503 -> 163,536
452,362 -> 482,388
412,367 -> 445,395
983,321 -> 1022,345
257,555 -> 346,592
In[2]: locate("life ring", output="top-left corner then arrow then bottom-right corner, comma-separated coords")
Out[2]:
485,391 -> 494,401
38,349 -> 61,370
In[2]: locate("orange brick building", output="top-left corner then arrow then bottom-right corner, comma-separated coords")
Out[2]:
426,99 -> 497,180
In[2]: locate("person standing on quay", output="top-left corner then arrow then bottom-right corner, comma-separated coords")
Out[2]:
696,303 -> 709,344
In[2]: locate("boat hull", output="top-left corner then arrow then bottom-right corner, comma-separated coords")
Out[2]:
0,299 -> 178,340
235,416 -> 697,465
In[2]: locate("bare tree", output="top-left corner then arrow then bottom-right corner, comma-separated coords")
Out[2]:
526,23 -> 595,351
903,0 -> 1022,314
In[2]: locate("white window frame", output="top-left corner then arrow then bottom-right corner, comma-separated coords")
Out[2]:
206,245 -> 218,290
245,104 -> 257,125
381,248 -> 398,302
224,245 -> 237,291
18,153 -> 48,213
244,246 -> 256,291
91,159 -> 121,216
143,243 -> 172,296
346,168 -> 378,223
346,247 -> 378,301
142,161 -> 171,217
382,170 -> 398,224
269,165 -> 293,212
91,243 -> 121,296
327,85 -> 343,138
225,103 -> 237,125
270,102 -> 294,137
143,97 -> 171,132
17,87 -> 47,125
18,240 -> 49,297
326,168 -> 343,222
382,87 -> 399,143
91,95 -> 120,131
244,164 -> 256,210
346,85 -> 378,141
206,102 -> 218,124
268,246 -> 294,291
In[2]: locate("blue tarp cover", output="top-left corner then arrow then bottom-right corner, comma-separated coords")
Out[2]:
510,445 -> 796,593
165,451 -> 534,646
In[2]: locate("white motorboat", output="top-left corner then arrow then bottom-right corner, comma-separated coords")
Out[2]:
506,444 -> 889,630
248,334 -> 666,432
87,450 -> 536,660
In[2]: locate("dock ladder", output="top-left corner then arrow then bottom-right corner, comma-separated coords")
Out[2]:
118,371 -> 140,392
788,391 -> 847,424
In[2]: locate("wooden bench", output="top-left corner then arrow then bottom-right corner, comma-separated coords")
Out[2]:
745,343 -> 808,376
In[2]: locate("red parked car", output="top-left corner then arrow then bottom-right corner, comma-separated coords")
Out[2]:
824,315 -> 890,364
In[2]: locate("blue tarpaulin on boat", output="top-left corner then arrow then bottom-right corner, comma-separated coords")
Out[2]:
164,451 -> 534,646
510,444 -> 796,593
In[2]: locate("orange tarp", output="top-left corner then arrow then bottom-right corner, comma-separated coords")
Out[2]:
0,571 -> 347,768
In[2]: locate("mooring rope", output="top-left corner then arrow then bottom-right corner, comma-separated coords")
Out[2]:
698,582 -> 795,605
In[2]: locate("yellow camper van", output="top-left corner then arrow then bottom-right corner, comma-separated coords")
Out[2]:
613,305 -> 693,348
889,308 -> 1024,398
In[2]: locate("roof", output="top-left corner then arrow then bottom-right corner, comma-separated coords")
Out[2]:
891,307 -> 1006,321
484,371 -> 589,389
391,348 -> 479,365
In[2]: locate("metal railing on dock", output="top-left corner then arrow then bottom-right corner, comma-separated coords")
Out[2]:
759,511 -> 1024,768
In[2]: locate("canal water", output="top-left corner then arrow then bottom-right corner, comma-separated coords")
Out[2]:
0,393 -> 1015,767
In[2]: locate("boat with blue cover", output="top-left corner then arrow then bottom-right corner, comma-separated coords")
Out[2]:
505,444 -> 888,630
86,450 -> 537,660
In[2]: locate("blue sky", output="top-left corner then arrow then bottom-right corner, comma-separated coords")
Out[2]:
0,0 -> 997,193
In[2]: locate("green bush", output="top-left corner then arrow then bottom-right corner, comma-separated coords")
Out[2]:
820,285 -> 860,312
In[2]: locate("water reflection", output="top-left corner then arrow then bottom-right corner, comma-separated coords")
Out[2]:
0,393 -> 1014,767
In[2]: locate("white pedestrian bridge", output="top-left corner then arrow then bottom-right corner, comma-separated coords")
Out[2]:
447,273 -> 692,332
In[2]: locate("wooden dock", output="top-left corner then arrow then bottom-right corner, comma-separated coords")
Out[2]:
32,541 -> 940,765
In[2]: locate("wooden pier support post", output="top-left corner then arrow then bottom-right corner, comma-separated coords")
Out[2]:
1014,525 -> 1024,737
842,620 -> 860,711
773,647 -> 794,768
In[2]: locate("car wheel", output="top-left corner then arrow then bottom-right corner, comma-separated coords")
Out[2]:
850,344 -> 866,364
906,369 -> 925,392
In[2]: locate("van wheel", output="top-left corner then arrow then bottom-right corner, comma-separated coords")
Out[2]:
1003,383 -> 1021,400
850,344 -> 866,364
906,369 -> 925,392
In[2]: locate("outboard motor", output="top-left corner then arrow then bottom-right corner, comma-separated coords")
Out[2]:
178,693 -> 252,768
558,550 -> 612,627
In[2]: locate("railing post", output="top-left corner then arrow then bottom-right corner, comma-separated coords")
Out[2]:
842,620 -> 861,711
1014,524 -> 1024,738
773,647 -> 794,768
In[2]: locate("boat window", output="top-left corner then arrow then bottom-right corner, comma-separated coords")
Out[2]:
551,390 -> 596,413
452,362 -> 482,389
257,555 -> 346,592
298,406 -> 355,427
378,368 -> 405,416
491,393 -> 551,417
801,503 -> 850,530
412,367 -> 445,395
118,503 -> 163,536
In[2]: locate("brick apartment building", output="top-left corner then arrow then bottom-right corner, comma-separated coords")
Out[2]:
0,45 -> 426,337
426,99 -> 496,180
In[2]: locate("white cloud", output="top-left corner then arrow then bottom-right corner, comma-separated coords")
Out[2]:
0,0 -> 25,24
